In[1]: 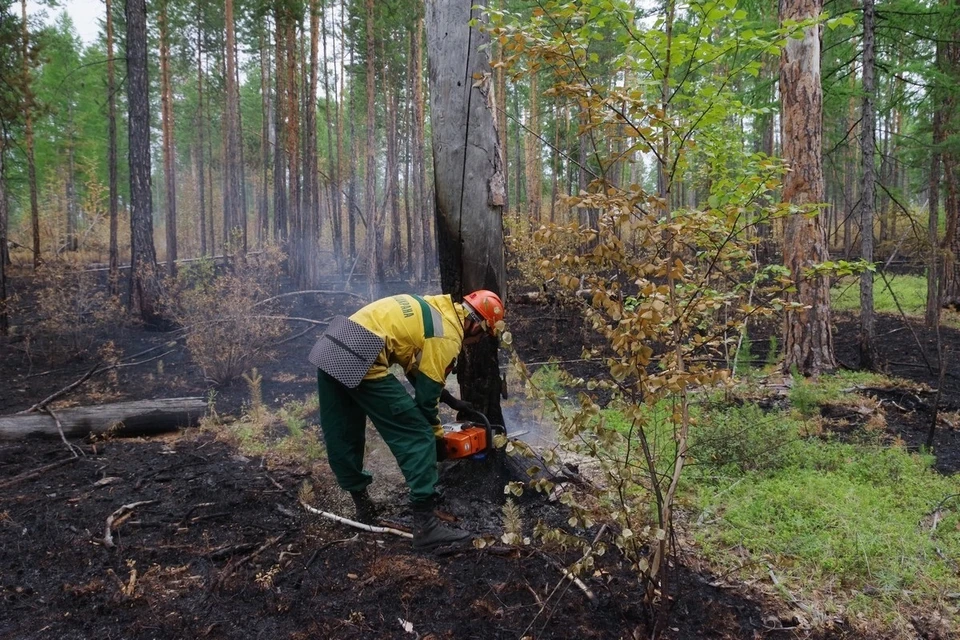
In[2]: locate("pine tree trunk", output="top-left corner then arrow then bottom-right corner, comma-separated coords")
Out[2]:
859,0 -> 879,369
273,12 -> 288,243
386,79 -> 401,274
224,0 -> 241,251
285,16 -> 301,273
779,0 -> 836,375
106,0 -> 120,293
125,0 -> 165,328
412,16 -> 430,282
495,0 -> 509,218
940,10 -> 960,306
196,16 -> 207,257
927,41 -> 944,327
20,0 -> 40,269
306,0 -> 320,285
426,0 -> 506,424
364,0 -> 379,294
235,38 -> 248,254
321,0 -> 341,271
843,70 -> 857,259
526,72 -> 541,223
0,137 -> 8,335
259,28 -> 271,248
65,111 -> 78,252
159,0 -> 177,275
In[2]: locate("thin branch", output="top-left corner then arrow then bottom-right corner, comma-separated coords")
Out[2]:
300,501 -> 413,538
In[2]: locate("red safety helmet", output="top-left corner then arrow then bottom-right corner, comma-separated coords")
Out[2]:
463,290 -> 505,335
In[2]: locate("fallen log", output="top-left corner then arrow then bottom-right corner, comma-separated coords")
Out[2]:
0,397 -> 207,440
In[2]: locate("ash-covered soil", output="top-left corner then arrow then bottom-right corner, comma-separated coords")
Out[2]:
1,274 -> 954,639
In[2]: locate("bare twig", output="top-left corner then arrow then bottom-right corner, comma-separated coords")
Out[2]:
533,549 -> 597,603
43,406 -> 84,458
19,362 -> 101,414
103,500 -> 157,549
209,533 -> 285,591
253,290 -> 367,308
300,501 -> 413,538
521,524 -> 608,638
0,457 -> 78,490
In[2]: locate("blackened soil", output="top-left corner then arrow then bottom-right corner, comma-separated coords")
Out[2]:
0,274 -> 949,639
1,432 -> 862,640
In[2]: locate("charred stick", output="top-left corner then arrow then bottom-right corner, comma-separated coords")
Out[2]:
103,500 -> 157,549
43,406 -> 84,458
20,362 -> 101,414
0,457 -> 78,490
209,533 -> 285,591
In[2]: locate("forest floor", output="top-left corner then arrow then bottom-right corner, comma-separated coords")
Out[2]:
2,269 -> 959,640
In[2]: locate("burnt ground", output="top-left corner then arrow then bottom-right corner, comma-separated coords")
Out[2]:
1,273 -> 959,639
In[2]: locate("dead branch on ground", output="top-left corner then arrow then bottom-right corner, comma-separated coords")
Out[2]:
103,500 -> 157,549
209,534 -> 285,592
0,457 -> 79,490
300,500 -> 413,539
43,406 -> 84,458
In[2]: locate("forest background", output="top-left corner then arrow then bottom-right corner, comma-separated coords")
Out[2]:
2,0 -> 960,637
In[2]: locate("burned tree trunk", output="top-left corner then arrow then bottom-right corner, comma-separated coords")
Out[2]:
426,0 -> 506,425
0,398 -> 207,440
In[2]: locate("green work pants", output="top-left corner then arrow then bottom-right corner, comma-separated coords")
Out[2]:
316,370 -> 438,504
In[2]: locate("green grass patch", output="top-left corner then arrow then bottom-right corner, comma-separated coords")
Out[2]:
695,438 -> 960,604
831,274 -> 927,315
549,369 -> 960,633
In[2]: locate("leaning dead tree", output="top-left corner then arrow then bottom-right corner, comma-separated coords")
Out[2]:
426,0 -> 507,425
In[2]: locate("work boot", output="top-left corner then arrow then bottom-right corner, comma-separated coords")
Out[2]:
412,498 -> 471,550
350,489 -> 379,525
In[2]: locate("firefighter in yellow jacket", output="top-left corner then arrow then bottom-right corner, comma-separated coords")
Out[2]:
312,290 -> 504,550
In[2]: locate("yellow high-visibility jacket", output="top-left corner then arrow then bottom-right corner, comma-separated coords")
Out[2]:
349,294 -> 467,429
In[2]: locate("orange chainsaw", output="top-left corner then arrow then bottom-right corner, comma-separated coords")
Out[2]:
440,410 -> 506,460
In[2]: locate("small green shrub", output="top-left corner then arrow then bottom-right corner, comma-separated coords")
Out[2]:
690,403 -> 799,475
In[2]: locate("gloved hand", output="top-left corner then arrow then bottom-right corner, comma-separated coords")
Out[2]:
440,388 -> 474,414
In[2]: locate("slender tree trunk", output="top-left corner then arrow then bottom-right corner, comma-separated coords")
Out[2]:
550,103 -> 560,223
285,16 -> 301,274
321,0 -> 341,271
843,70 -> 857,259
927,47 -> 944,327
273,11 -> 288,243
495,0 -> 509,218
20,0 -> 39,269
859,0 -> 879,369
403,43 -> 414,277
205,73 -> 216,254
0,134 -> 8,335
223,0 -> 242,251
235,37 -> 248,254
386,78 -> 401,274
196,17 -> 207,257
412,16 -> 430,282
159,0 -> 177,275
526,72 -> 541,223
426,0 -> 506,423
779,0 -> 836,375
259,27 -> 271,248
941,8 -> 960,306
106,0 -> 120,293
65,111 -> 78,252
125,0 -> 164,327
364,0 -> 380,295
306,0 -> 320,285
